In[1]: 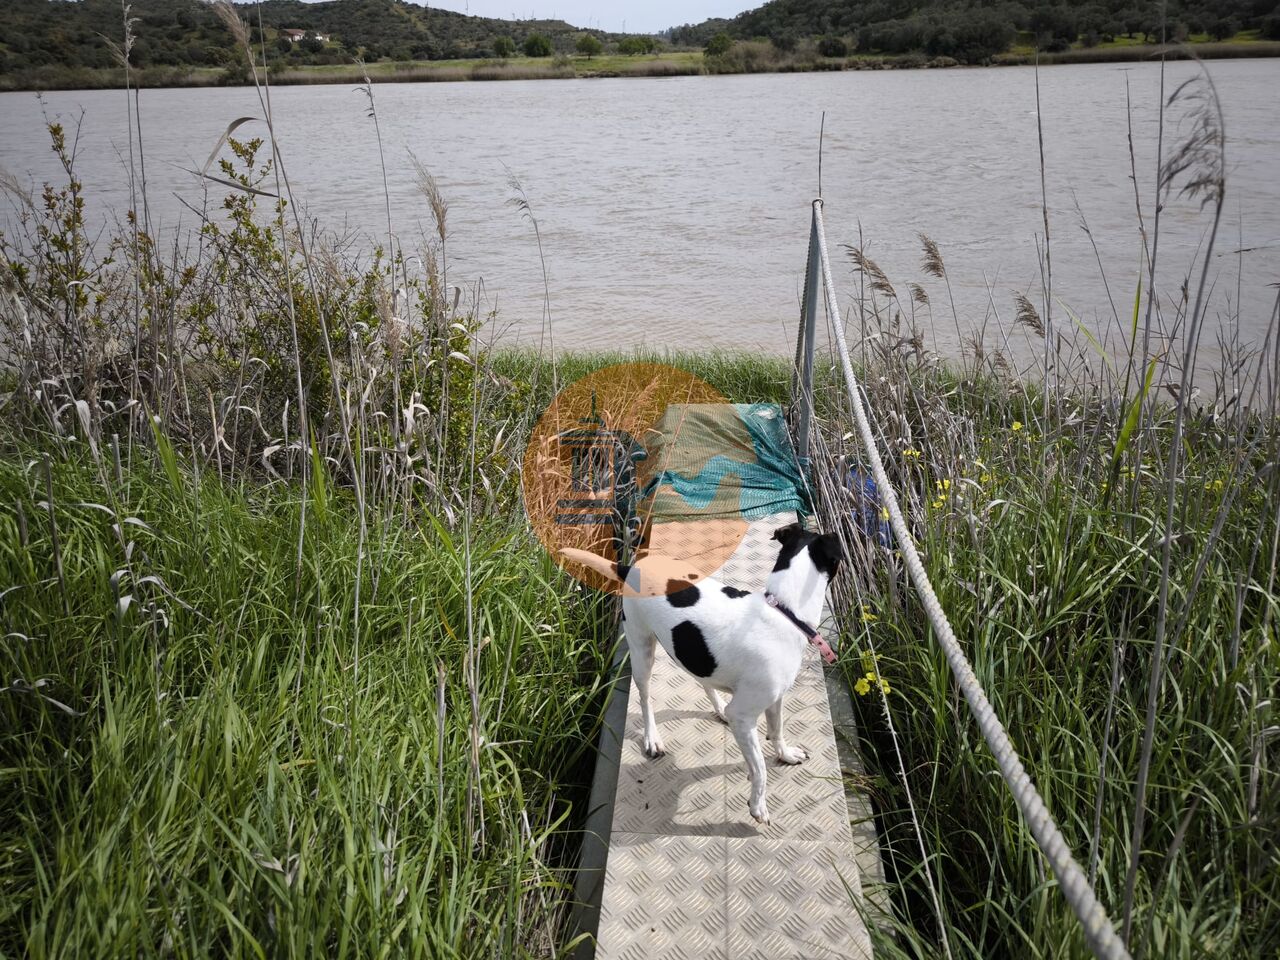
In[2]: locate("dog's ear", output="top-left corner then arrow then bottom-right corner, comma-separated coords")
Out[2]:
819,531 -> 844,556
810,532 -> 844,578
772,522 -> 803,543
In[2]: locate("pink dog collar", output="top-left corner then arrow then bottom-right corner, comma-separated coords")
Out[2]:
808,632 -> 838,664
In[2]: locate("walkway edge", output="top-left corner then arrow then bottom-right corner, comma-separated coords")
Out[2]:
571,636 -> 629,960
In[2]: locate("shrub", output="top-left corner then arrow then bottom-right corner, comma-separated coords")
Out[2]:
617,35 -> 656,55
1030,5 -> 1078,46
704,32 -> 733,57
0,126 -> 488,483
1204,16 -> 1240,40
702,39 -> 775,74
493,35 -> 515,57
522,33 -> 552,57
576,34 -> 602,58
933,13 -> 1015,63
817,35 -> 848,57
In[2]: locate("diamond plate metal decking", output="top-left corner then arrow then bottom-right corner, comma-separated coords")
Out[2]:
576,510 -> 883,960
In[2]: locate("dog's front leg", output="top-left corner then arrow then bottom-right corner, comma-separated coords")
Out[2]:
628,632 -> 665,758
727,699 -> 770,825
765,696 -> 807,765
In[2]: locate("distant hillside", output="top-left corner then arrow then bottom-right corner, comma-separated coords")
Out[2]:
0,0 -> 626,80
3,0 -> 1276,88
668,0 -> 1280,63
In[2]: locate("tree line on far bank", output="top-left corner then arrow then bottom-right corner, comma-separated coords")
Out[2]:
0,0 -> 654,81
2,0 -> 1276,82
675,0 -> 1280,64
496,32 -> 657,58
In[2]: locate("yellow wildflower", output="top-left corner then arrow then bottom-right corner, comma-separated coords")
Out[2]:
858,669 -> 891,696
1011,421 -> 1024,432
1204,478 -> 1224,492
860,606 -> 879,623
931,498 -> 944,509
903,448 -> 921,459
879,507 -> 890,521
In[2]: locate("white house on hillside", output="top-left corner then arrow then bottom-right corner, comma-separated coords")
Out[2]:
281,29 -> 330,43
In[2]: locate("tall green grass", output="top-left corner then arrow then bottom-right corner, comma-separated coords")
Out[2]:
816,368 -> 1277,957
491,349 -> 793,413
0,448 -> 613,958
807,195 -> 1278,955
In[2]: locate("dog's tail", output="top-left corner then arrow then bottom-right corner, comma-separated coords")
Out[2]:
559,547 -> 630,584
560,549 -> 710,597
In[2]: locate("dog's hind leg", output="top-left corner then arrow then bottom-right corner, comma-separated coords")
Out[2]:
765,695 -> 807,765
701,683 -> 728,724
627,626 -> 665,758
726,694 -> 771,824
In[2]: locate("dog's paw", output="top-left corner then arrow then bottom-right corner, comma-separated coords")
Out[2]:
776,745 -> 808,765
750,803 -> 771,826
711,710 -> 729,726
643,737 -> 666,759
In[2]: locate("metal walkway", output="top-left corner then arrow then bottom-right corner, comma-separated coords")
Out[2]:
575,496 -> 883,958
573,197 -> 1133,960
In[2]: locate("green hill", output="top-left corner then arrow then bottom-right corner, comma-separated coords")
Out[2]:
667,0 -> 1280,63
0,0 -> 625,80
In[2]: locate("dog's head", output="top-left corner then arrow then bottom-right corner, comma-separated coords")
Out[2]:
770,523 -> 843,580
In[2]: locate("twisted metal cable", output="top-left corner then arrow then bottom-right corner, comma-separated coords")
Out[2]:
811,199 -> 1131,960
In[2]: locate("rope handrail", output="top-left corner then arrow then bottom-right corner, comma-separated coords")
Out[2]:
808,199 -> 1132,960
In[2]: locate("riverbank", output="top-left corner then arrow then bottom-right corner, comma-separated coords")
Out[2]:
2,39 -> 1277,91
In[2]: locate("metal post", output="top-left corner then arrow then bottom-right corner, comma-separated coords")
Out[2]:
795,204 -> 821,468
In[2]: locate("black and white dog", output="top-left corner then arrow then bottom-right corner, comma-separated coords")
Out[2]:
562,523 -> 842,825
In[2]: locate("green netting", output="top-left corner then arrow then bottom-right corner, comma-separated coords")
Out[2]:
638,403 -> 808,522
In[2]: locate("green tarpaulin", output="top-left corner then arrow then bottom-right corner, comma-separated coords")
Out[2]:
638,403 -> 808,522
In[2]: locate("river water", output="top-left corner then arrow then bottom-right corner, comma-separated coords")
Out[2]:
1,60 -> 1277,370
